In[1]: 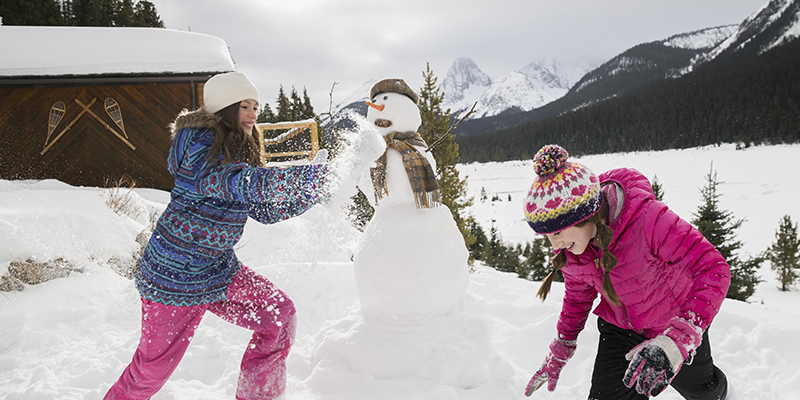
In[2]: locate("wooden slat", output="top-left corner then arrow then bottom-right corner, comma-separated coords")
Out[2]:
0,81 -> 197,190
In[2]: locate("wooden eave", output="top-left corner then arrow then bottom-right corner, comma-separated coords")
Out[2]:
0,72 -> 219,89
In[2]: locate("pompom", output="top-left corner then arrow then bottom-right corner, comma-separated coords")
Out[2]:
533,145 -> 569,176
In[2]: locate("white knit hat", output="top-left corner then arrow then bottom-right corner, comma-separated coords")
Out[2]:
203,72 -> 259,114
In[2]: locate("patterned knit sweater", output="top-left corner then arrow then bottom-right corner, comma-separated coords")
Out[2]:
136,109 -> 327,306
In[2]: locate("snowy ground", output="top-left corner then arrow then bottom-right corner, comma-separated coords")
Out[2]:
1,143 -> 800,399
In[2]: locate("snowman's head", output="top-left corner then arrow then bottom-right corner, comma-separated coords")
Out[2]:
366,78 -> 421,136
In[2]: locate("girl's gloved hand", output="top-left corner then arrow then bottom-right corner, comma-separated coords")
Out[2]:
525,338 -> 577,396
623,316 -> 703,397
623,335 -> 684,396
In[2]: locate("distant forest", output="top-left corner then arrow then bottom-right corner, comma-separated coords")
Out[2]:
457,38 -> 800,162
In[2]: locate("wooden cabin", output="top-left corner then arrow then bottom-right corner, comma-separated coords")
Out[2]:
0,26 -> 235,190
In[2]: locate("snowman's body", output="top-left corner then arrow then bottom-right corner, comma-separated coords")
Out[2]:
353,89 -> 468,320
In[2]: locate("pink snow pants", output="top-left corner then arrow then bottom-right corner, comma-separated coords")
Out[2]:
104,266 -> 296,400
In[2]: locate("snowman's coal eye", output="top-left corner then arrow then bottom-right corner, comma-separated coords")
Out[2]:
383,95 -> 388,100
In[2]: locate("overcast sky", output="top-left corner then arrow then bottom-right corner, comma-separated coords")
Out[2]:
154,0 -> 767,113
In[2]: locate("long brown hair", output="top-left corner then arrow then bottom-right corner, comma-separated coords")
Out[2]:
205,102 -> 262,167
536,197 -> 622,306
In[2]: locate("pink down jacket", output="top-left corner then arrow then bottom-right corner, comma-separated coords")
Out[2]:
556,168 -> 731,342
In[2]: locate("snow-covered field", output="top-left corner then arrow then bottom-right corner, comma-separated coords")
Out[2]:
2,143 -> 799,399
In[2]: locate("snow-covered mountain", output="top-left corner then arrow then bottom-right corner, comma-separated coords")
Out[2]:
327,0 -> 800,137
440,57 -> 492,113
569,25 -> 739,100
696,0 -> 800,64
454,20 -> 762,138
324,57 -> 593,129
548,0 -> 800,114
441,57 -> 593,119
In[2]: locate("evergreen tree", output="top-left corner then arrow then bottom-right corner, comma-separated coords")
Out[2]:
132,0 -> 163,27
300,88 -> 327,150
300,88 -> 316,120
482,223 -> 500,267
114,0 -> 135,26
95,0 -> 116,26
60,0 -> 75,24
257,103 -> 277,123
768,215 -> 800,291
289,86 -> 303,121
275,86 -> 293,122
651,174 -> 665,201
28,0 -> 165,28
691,165 -> 762,301
729,255 -> 765,301
466,216 -> 488,260
70,0 -> 102,25
481,223 -> 520,274
518,237 -> 552,281
0,0 -> 64,25
418,62 -> 475,249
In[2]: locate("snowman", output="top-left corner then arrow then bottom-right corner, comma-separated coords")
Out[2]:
353,78 -> 469,321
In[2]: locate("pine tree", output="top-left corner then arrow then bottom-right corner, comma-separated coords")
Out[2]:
730,255 -> 764,301
481,223 -> 520,274
651,174 -> 665,201
518,237 -> 552,281
418,62 -> 475,249
257,103 -> 277,123
94,0 -> 115,26
289,86 -> 303,121
768,215 -> 800,291
300,88 -> 315,119
70,0 -> 102,25
60,0 -> 75,24
48,0 -> 163,27
0,0 -> 65,25
466,216 -> 488,260
691,164 -> 762,301
275,86 -> 293,122
114,0 -> 135,26
133,0 -> 163,27
300,88 -> 326,150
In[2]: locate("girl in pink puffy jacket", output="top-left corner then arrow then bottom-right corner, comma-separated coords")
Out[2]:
523,145 -> 730,400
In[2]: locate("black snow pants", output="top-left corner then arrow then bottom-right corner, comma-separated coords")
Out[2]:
588,318 -> 728,400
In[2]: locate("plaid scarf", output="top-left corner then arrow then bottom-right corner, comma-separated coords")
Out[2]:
370,131 -> 441,209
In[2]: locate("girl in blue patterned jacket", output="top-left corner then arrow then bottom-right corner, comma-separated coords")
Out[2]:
105,72 -> 327,400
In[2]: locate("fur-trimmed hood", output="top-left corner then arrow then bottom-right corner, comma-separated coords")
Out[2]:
169,108 -> 220,138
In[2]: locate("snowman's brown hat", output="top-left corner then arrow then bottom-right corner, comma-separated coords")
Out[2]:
370,78 -> 419,105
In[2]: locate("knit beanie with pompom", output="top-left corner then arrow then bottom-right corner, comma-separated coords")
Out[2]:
523,144 -> 602,234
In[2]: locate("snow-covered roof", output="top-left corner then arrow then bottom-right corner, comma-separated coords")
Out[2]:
0,26 -> 235,78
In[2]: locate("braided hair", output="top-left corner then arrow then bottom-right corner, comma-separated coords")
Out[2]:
536,196 -> 622,306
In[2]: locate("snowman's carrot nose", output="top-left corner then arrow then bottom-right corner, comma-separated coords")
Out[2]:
366,101 -> 385,111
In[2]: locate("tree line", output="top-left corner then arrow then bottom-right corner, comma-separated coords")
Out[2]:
257,86 -> 316,124
457,38 -> 800,162
0,0 -> 164,27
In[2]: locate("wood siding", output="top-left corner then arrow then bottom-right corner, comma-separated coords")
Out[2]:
0,82 -> 202,190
